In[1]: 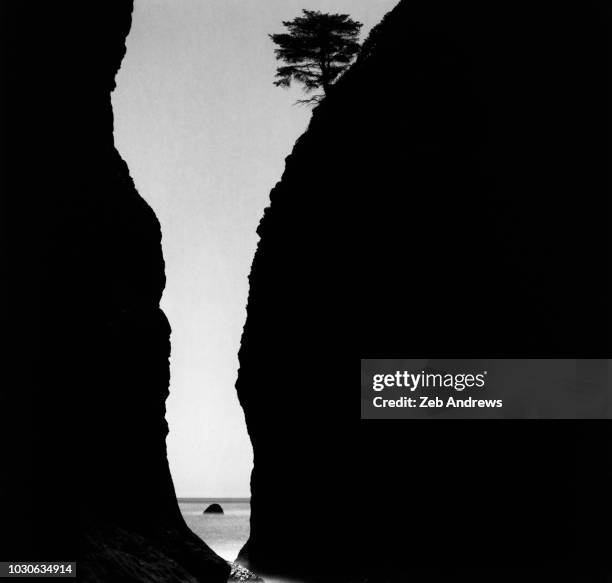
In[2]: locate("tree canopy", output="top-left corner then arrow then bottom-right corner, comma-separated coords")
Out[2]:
270,10 -> 363,105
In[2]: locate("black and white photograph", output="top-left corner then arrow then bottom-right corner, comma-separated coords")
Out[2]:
0,2 -> 610,582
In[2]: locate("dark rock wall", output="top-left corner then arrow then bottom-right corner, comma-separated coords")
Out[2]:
236,2 -> 608,581
2,3 -> 228,581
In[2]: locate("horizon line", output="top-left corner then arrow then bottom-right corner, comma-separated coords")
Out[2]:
177,496 -> 250,501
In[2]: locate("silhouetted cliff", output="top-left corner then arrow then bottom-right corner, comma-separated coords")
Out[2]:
1,4 -> 228,581
236,2 -> 608,581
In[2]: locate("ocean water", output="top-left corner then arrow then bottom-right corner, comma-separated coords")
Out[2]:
180,499 -> 310,583
179,498 -> 250,563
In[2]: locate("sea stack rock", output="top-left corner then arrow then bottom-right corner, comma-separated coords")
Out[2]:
204,504 -> 224,514
2,3 -> 229,581
235,0 -> 602,581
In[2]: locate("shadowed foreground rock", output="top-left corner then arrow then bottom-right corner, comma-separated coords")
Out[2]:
1,3 -> 228,581
236,1 -> 608,581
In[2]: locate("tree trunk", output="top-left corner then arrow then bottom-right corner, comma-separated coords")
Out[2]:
319,51 -> 330,96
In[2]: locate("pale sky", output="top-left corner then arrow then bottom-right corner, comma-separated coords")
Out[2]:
113,0 -> 399,497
